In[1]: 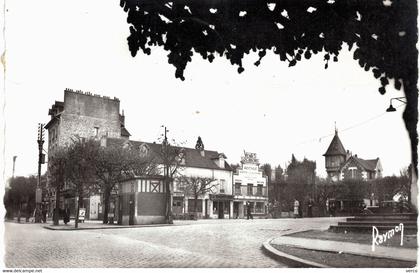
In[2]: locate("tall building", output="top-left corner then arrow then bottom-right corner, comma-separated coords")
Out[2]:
45,88 -> 130,152
232,152 -> 268,218
323,130 -> 383,181
45,88 -> 130,219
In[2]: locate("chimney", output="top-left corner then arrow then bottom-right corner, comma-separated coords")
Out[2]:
200,150 -> 205,157
355,154 -> 358,158
218,153 -> 225,168
346,150 -> 351,160
120,110 -> 125,127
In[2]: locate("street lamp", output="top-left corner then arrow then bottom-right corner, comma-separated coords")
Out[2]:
386,97 -> 406,112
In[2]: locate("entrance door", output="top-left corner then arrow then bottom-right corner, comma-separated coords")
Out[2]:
118,196 -> 123,225
233,202 -> 239,218
218,202 -> 224,219
129,194 -> 135,225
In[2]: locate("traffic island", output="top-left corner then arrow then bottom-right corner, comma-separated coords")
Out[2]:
263,229 -> 417,268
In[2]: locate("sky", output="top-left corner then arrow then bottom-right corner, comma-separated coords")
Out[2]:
2,0 -> 412,181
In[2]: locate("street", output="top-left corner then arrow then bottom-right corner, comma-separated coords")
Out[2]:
4,217 -> 343,268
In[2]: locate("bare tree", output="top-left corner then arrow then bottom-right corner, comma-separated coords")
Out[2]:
48,147 -> 68,225
159,134 -> 185,224
94,143 -> 158,224
65,138 -> 99,228
178,176 -> 217,217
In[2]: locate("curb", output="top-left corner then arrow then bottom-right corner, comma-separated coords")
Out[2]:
262,238 -> 330,268
43,223 -> 175,231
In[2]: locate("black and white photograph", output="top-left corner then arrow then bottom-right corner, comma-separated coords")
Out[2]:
1,0 -> 418,270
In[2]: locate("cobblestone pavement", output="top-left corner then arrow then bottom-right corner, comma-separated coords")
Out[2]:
4,217 -> 344,268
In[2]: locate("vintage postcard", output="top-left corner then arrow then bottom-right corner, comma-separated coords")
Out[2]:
1,0 -> 418,271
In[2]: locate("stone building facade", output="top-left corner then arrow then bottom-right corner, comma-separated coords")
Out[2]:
45,88 -> 130,219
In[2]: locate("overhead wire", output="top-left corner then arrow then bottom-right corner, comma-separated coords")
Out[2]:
296,103 -> 405,146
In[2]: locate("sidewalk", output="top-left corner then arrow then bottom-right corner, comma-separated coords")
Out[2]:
264,232 -> 417,267
6,218 -> 177,230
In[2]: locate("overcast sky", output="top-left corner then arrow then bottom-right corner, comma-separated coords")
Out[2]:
2,0 -> 411,180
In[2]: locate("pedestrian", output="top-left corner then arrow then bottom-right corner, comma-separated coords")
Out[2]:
307,199 -> 313,218
293,199 -> 299,218
246,202 -> 253,220
64,207 -> 70,225
330,202 -> 336,217
326,199 -> 330,217
42,207 -> 47,223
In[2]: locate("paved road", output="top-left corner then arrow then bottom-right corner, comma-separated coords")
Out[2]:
4,217 -> 343,268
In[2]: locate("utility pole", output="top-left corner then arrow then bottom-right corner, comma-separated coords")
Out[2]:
12,156 -> 17,179
35,123 -> 45,223
161,125 -> 173,224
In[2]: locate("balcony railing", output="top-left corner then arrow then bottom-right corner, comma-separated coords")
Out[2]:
234,185 -> 267,197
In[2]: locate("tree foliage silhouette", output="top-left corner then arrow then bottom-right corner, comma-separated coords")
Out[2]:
120,0 -> 418,172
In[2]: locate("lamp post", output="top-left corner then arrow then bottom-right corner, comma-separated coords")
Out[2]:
386,97 -> 406,112
385,96 -> 416,212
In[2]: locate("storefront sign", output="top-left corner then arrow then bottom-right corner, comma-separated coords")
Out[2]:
210,194 -> 234,201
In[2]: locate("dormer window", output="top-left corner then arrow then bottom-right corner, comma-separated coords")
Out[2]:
139,144 -> 149,156
123,142 -> 130,149
178,149 -> 186,165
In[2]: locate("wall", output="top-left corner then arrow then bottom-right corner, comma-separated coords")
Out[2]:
136,192 -> 166,216
89,195 -> 101,220
176,166 -> 233,195
58,90 -> 121,146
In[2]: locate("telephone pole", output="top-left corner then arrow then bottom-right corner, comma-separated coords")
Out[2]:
35,123 -> 45,223
161,125 -> 173,224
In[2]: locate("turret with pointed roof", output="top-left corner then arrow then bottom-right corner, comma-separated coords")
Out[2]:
323,130 -> 347,181
323,129 -> 346,157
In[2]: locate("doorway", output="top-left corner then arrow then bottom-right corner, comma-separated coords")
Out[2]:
129,194 -> 135,225
218,202 -> 224,219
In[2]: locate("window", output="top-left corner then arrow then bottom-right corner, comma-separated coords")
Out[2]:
139,144 -> 149,156
94,127 -> 99,137
176,181 -> 185,192
219,179 -> 225,193
234,183 -> 241,195
348,167 -> 357,178
255,202 -> 264,213
257,185 -> 263,196
247,184 -> 253,196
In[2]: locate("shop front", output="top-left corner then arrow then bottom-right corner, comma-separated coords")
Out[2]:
209,194 -> 233,219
